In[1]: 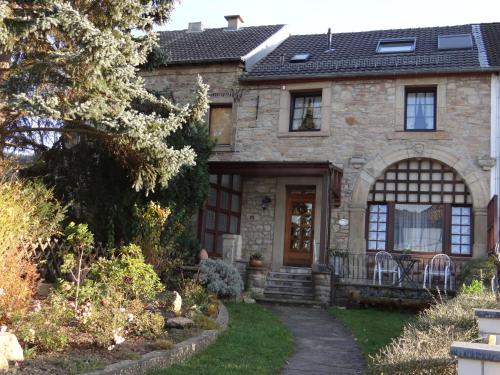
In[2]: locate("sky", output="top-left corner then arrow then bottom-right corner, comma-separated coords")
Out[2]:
160,0 -> 500,34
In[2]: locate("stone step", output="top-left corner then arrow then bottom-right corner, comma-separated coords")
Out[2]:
256,296 -> 324,307
264,284 -> 314,294
268,272 -> 312,281
264,290 -> 315,300
266,277 -> 313,287
279,266 -> 312,274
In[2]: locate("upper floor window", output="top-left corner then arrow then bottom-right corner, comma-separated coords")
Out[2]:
209,104 -> 232,145
405,87 -> 436,131
290,92 -> 322,132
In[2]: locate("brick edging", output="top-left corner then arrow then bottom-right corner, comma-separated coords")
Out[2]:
85,303 -> 229,375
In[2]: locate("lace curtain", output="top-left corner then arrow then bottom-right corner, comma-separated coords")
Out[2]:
394,204 -> 443,252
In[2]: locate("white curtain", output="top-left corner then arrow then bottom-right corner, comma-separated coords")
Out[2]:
394,204 -> 443,252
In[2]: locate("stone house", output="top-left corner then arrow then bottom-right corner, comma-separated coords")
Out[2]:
143,16 -> 500,303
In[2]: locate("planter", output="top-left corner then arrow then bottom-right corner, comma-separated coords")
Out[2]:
249,259 -> 263,268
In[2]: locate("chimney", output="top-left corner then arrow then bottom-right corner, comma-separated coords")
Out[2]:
327,28 -> 332,50
188,21 -> 203,32
225,15 -> 244,30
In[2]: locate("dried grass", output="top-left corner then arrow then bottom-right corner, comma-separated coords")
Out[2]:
370,292 -> 500,375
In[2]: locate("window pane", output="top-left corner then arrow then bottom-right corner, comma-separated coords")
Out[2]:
204,233 -> 214,253
216,234 -> 223,255
221,174 -> 231,188
291,94 -> 322,131
210,106 -> 232,145
450,206 -> 472,255
208,187 -> 217,207
230,216 -> 239,234
217,214 -> 227,231
209,174 -> 218,184
232,175 -> 241,191
406,91 -> 435,130
206,210 -> 215,230
220,191 -> 229,210
231,194 -> 240,212
367,204 -> 388,251
394,204 -> 443,252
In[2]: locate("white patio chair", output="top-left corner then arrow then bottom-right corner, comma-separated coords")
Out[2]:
373,251 -> 401,286
423,254 -> 452,290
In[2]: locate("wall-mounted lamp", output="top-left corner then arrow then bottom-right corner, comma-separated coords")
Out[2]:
261,196 -> 272,210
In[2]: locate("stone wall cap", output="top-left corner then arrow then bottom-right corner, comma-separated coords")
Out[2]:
451,341 -> 500,362
474,308 -> 500,319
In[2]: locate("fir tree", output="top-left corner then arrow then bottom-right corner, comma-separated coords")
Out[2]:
0,0 -> 209,193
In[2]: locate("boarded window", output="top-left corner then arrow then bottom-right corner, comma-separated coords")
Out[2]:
209,105 -> 232,145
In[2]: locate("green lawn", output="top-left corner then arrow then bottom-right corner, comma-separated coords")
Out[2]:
150,303 -> 293,375
330,308 -> 414,357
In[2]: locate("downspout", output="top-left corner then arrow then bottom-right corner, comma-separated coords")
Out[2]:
493,73 -> 500,231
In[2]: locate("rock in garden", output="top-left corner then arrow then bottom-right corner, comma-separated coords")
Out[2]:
0,332 -> 24,371
172,291 -> 182,316
242,294 -> 256,304
166,317 -> 194,329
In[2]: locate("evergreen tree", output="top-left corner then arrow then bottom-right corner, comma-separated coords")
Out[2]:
0,0 -> 209,193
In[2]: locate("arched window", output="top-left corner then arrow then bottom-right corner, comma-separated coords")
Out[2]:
367,159 -> 472,256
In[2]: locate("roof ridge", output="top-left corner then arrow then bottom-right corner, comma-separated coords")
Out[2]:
158,24 -> 285,34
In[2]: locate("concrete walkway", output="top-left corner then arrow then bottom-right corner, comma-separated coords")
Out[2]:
265,305 -> 366,375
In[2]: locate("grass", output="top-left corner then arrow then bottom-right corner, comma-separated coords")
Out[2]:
150,303 -> 293,375
330,307 -> 415,357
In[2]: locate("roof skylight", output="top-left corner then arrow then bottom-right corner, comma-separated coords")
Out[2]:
438,34 -> 473,50
376,38 -> 416,53
290,53 -> 310,62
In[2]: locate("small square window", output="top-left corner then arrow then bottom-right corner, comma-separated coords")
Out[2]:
209,104 -> 232,145
290,92 -> 322,132
405,88 -> 436,131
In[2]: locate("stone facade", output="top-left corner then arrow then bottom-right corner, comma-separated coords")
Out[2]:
143,65 -> 494,265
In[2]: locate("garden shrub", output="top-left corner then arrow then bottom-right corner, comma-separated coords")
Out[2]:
181,279 -> 211,313
76,243 -> 165,303
459,257 -> 496,288
370,291 -> 500,374
199,259 -> 243,298
12,294 -> 73,352
0,162 -> 65,323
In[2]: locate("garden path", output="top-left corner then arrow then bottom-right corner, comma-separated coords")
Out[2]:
265,305 -> 366,375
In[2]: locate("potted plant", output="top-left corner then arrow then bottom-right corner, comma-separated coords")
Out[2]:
249,252 -> 264,268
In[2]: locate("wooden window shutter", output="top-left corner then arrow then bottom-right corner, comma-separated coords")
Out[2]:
488,195 -> 498,253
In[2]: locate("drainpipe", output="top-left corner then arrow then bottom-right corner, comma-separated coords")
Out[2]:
493,73 -> 500,229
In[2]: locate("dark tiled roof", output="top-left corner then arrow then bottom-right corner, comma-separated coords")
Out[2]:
243,23 -> 500,80
158,24 -> 286,64
482,23 -> 500,67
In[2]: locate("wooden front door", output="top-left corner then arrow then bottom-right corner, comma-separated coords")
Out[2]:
284,190 -> 315,267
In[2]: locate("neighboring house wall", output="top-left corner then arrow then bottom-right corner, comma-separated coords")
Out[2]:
142,63 -> 244,152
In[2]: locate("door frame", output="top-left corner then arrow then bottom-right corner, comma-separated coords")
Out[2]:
283,187 -> 316,267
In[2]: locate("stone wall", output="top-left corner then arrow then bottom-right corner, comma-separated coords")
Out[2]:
240,177 -> 277,263
141,63 -> 493,260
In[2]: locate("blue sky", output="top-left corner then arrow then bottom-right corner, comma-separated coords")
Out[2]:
161,0 -> 500,34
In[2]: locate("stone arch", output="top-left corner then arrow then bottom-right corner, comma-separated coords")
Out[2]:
348,144 -> 489,256
351,144 -> 489,209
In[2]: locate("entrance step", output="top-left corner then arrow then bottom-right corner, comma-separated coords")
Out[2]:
255,296 -> 323,307
268,272 -> 312,281
264,284 -> 314,294
279,266 -> 312,274
261,266 -> 316,306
